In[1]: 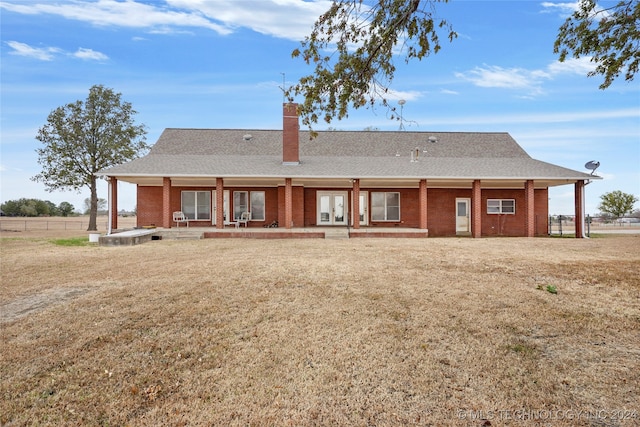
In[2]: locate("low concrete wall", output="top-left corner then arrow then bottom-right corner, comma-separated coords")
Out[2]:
99,229 -> 160,246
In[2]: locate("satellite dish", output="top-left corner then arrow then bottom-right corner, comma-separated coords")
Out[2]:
585,160 -> 600,175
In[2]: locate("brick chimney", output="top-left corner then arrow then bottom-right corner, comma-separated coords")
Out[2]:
282,103 -> 299,165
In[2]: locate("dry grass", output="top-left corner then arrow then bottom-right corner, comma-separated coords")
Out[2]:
1,232 -> 639,426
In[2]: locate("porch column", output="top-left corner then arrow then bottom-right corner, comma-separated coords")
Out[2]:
525,180 -> 535,237
574,180 -> 585,238
419,179 -> 428,230
285,178 -> 293,229
109,177 -> 118,231
472,179 -> 482,238
215,178 -> 224,229
352,179 -> 360,229
162,177 -> 171,228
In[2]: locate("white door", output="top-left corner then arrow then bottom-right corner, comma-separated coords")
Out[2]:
353,191 -> 368,226
212,190 -> 230,225
317,191 -> 348,225
456,198 -> 471,234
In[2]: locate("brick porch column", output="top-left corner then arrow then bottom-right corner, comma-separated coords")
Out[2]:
216,178 -> 224,229
285,178 -> 293,229
110,177 -> 118,230
574,180 -> 584,238
525,180 -> 535,237
472,179 -> 482,238
162,177 -> 171,228
352,179 -> 360,229
419,179 -> 428,230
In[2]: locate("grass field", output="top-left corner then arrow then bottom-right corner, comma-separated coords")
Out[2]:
1,226 -> 639,426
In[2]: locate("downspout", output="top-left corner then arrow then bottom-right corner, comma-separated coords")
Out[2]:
107,176 -> 113,235
582,179 -> 591,239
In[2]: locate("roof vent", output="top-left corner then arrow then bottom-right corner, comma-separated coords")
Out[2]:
243,134 -> 253,141
428,136 -> 438,143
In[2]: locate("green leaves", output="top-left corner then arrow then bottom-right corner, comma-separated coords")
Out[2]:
598,190 -> 638,219
32,84 -> 148,230
286,0 -> 457,131
554,0 -> 639,89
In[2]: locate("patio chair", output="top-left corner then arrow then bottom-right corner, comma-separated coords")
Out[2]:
237,211 -> 251,227
173,211 -> 189,228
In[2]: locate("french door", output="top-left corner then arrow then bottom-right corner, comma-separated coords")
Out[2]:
317,191 -> 348,226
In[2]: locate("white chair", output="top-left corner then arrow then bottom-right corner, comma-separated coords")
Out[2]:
237,211 -> 251,227
173,211 -> 189,228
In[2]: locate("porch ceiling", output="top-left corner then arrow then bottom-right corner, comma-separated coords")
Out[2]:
111,175 -> 580,189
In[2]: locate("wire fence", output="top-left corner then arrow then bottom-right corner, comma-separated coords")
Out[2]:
0,219 -> 101,231
549,215 -> 640,236
0,216 -> 138,233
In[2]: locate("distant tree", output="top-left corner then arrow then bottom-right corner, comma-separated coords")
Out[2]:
58,201 -> 75,217
0,198 -> 60,216
84,197 -> 107,215
32,85 -> 148,231
554,0 -> 640,89
598,190 -> 638,219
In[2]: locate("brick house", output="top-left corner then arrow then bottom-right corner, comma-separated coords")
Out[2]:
99,103 -> 599,238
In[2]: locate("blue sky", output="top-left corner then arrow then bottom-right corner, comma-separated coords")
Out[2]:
1,0 -> 638,215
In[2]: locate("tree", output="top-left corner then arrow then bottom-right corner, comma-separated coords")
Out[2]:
287,0 -> 456,130
554,0 -> 639,90
0,198 -> 60,216
58,201 -> 76,217
598,190 -> 638,219
32,85 -> 148,231
84,197 -> 107,215
288,0 -> 638,128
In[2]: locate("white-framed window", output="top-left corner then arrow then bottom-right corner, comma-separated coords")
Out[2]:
181,191 -> 211,220
233,191 -> 265,221
371,192 -> 400,221
487,199 -> 515,214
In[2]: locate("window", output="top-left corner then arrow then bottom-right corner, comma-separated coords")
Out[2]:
181,191 -> 211,220
371,192 -> 400,221
233,191 -> 265,221
487,199 -> 515,214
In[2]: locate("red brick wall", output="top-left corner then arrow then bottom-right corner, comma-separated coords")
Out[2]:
137,186 -> 164,227
278,186 -> 304,227
137,183 -> 550,236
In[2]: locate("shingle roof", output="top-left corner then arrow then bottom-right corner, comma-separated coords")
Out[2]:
100,129 -> 596,182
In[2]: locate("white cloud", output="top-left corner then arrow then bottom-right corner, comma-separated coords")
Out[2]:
547,57 -> 596,76
0,0 -> 331,40
455,65 -> 550,95
5,41 -> 60,61
6,41 -> 109,62
73,48 -> 109,61
455,56 -> 597,95
539,1 -> 579,16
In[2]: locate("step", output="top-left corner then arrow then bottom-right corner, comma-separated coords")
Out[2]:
324,228 -> 350,239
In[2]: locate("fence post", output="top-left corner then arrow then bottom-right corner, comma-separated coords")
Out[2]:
558,215 -> 563,236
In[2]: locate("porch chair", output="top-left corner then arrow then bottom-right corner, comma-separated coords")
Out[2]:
173,211 -> 190,228
237,211 -> 251,227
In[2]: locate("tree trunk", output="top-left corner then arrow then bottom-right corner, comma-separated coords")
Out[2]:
87,176 -> 98,231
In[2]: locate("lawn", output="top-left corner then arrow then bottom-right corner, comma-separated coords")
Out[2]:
1,234 -> 638,426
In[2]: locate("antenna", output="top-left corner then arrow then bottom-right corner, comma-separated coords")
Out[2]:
585,160 -> 600,175
398,99 -> 406,131
279,72 -> 287,103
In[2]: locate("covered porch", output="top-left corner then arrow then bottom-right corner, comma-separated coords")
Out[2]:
104,175 -> 590,238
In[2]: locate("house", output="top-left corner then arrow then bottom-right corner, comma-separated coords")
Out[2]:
99,103 -> 599,238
